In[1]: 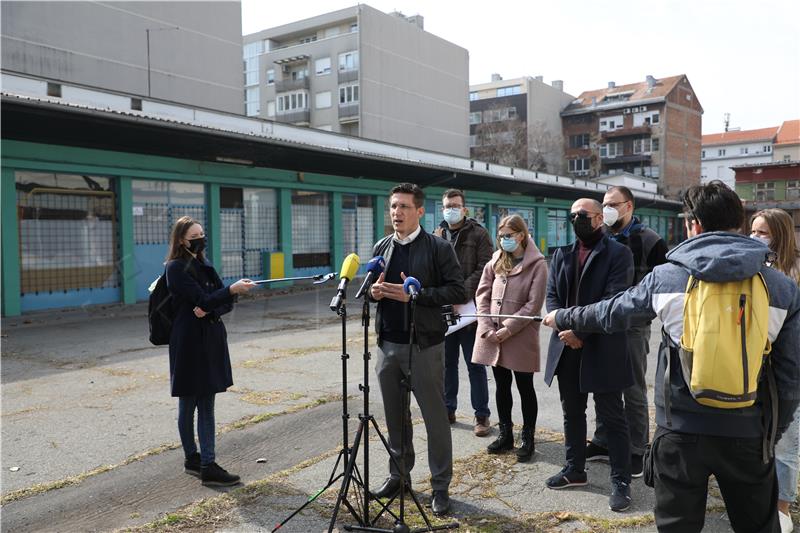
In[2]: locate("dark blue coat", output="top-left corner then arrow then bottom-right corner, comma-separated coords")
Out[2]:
543,234 -> 634,393
166,257 -> 235,397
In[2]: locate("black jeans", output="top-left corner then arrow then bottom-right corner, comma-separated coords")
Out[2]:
491,365 -> 538,428
556,347 -> 631,483
652,427 -> 779,533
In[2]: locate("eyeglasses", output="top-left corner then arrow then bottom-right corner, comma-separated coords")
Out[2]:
568,210 -> 599,222
498,231 -> 518,239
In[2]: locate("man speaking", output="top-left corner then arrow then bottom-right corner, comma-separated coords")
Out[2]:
369,183 -> 465,516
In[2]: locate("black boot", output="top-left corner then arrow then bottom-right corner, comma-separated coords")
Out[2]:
515,426 -> 535,462
487,422 -> 514,454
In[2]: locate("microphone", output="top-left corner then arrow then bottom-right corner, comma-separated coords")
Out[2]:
402,276 -> 421,299
329,253 -> 360,312
354,255 -> 386,299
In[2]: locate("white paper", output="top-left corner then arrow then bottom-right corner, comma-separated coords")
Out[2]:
446,301 -> 477,336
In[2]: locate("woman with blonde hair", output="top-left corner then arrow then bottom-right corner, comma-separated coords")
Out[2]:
472,214 -> 548,462
750,208 -> 800,533
166,216 -> 255,486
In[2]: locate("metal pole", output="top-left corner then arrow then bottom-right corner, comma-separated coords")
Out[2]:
146,29 -> 151,97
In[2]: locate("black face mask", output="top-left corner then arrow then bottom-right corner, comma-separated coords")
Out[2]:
187,237 -> 206,254
572,217 -> 600,243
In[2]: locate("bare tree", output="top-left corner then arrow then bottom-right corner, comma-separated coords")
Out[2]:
528,120 -> 564,174
471,102 -> 528,167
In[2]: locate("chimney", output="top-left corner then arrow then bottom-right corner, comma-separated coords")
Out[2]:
406,14 -> 424,29
552,80 -> 563,91
608,81 -> 615,89
591,96 -> 597,106
534,75 -> 543,82
491,73 -> 503,82
646,75 -> 656,88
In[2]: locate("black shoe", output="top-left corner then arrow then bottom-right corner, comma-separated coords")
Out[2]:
545,466 -> 588,489
631,454 -> 643,478
201,462 -> 240,486
515,426 -> 535,462
448,411 -> 456,424
585,441 -> 609,462
372,477 -> 405,499
184,452 -> 201,477
609,480 -> 631,512
431,489 -> 450,516
487,422 -> 514,454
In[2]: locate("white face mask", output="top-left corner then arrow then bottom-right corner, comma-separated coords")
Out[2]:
602,206 -> 620,227
750,234 -> 771,247
442,207 -> 464,225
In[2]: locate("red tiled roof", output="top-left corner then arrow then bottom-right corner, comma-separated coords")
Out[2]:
702,126 -> 779,146
775,119 -> 800,145
563,75 -> 685,112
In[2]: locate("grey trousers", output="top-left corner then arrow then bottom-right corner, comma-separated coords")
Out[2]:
592,323 -> 651,456
376,340 -> 453,491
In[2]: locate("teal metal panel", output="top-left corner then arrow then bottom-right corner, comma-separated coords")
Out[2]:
331,192 -> 344,273
117,177 -> 136,304
1,169 -> 21,316
206,184 -> 222,268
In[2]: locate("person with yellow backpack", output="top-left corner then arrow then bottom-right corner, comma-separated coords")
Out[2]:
542,181 -> 800,533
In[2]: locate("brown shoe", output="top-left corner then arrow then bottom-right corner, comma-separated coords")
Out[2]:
448,411 -> 456,424
474,416 -> 491,437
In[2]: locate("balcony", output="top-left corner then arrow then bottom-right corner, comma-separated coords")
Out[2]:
276,109 -> 310,125
275,77 -> 310,93
601,153 -> 652,165
601,125 -> 651,139
338,69 -> 359,84
339,103 -> 359,123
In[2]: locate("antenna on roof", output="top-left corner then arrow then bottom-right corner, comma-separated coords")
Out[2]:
724,113 -> 730,132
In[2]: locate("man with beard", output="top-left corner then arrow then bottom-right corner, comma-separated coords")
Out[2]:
543,198 -> 635,512
584,186 -> 668,477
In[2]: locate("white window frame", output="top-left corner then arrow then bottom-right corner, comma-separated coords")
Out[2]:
787,180 -> 800,199
338,51 -> 359,71
469,111 -> 481,125
469,91 -> 478,101
633,138 -> 653,154
266,69 -> 275,85
339,83 -> 359,104
315,57 -> 331,76
718,148 -> 726,156
277,91 -> 308,113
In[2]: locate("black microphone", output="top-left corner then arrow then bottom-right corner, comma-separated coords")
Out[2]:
355,255 -> 386,299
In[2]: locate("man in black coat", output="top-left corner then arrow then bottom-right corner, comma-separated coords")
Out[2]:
543,198 -> 635,512
369,183 -> 465,516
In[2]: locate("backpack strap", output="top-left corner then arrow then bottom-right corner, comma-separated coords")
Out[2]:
661,327 -> 673,428
762,358 -> 779,464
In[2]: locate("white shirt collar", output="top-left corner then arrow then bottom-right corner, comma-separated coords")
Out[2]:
393,225 -> 422,245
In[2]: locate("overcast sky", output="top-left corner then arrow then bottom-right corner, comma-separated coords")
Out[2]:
241,0 -> 800,135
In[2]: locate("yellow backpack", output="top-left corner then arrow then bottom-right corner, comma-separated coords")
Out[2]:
678,273 -> 771,408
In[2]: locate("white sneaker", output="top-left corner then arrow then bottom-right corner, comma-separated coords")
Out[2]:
779,510 -> 793,533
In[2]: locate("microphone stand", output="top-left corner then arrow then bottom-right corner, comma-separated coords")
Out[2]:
271,280 -> 364,532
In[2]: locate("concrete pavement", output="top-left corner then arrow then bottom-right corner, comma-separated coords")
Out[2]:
1,288 -> 741,531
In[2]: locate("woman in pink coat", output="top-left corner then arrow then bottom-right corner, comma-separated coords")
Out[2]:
472,214 -> 548,462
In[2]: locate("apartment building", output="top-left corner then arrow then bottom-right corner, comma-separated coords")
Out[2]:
469,74 -> 574,173
735,160 -> 800,239
701,127 -> 778,188
1,1 -> 243,113
774,119 -> 800,163
561,75 -> 703,198
243,5 -> 469,156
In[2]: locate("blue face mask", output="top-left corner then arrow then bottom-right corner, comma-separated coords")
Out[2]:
500,237 -> 518,253
443,208 -> 463,225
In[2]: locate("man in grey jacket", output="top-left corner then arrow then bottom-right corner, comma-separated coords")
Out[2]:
543,181 -> 800,532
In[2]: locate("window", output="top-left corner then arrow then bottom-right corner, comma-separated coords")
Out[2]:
350,22 -> 358,32
651,113 -> 660,124
469,111 -> 482,125
496,86 -> 521,97
469,91 -> 478,101
718,149 -> 726,156
315,91 -> 331,109
339,84 -> 359,104
266,101 -> 275,117
701,150 -> 706,159
740,147 -> 749,155
338,51 -> 359,71
787,181 -> 800,200
755,182 -> 775,201
266,69 -> 274,85
633,138 -> 653,154
299,35 -> 317,44
599,142 -> 621,158
277,91 -> 308,112
653,138 -> 660,151
290,68 -> 308,81
315,57 -> 331,76
469,134 -> 478,147
291,191 -> 330,268
245,87 -> 260,116
483,107 -> 516,123
568,158 -> 590,175
569,134 -> 590,148
764,145 -> 772,153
